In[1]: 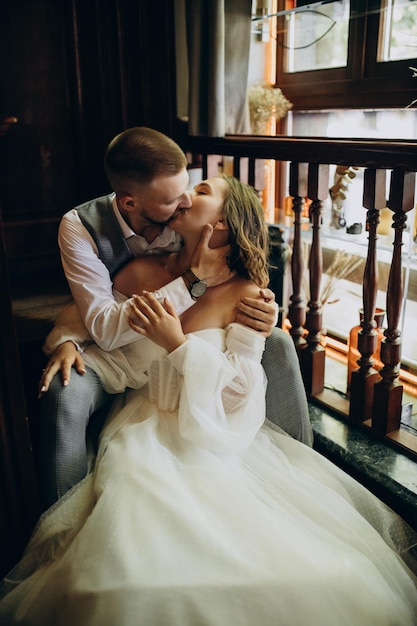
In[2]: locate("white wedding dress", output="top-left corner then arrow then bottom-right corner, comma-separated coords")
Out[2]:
1,324 -> 417,626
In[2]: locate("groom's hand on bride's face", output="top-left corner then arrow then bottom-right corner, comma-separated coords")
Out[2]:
235,289 -> 278,337
190,224 -> 233,287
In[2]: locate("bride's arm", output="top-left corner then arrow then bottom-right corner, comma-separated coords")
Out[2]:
128,290 -> 267,453
127,292 -> 266,453
168,324 -> 267,454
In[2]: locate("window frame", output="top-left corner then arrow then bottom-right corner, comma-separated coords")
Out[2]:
275,0 -> 417,110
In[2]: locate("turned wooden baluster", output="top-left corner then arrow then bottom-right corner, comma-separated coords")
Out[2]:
248,157 -> 256,187
299,163 -> 329,395
233,157 -> 241,179
201,153 -> 208,178
287,162 -> 308,348
349,169 -> 386,422
372,170 -> 416,434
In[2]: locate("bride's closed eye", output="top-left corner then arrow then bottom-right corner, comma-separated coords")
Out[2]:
193,182 -> 212,195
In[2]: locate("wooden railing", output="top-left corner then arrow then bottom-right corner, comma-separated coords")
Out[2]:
185,135 -> 417,454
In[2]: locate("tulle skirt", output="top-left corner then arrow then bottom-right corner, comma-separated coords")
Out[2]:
1,390 -> 417,626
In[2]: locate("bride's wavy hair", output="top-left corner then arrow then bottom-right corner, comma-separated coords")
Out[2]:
221,175 -> 270,289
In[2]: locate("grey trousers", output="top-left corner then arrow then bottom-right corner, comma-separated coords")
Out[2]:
38,366 -> 113,510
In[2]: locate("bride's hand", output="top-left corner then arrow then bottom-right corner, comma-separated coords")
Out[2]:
129,291 -> 186,353
38,341 -> 86,397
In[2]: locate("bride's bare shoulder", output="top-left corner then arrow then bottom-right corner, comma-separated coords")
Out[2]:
228,277 -> 263,299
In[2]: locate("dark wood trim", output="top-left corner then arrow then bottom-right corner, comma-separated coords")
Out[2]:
275,0 -> 417,110
185,135 -> 417,170
0,209 -> 40,577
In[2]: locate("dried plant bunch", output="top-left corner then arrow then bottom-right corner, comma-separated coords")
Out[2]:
329,165 -> 361,230
301,244 -> 363,306
330,166 -> 360,204
248,83 -> 293,134
320,249 -> 363,306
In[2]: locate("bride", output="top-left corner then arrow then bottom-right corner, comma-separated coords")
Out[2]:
1,175 -> 417,625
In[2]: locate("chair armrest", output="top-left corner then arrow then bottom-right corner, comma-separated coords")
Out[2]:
262,327 -> 313,446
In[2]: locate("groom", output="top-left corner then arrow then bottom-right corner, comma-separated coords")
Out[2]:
38,127 -> 278,509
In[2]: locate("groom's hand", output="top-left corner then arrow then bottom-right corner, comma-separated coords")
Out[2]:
236,288 -> 278,337
190,224 -> 233,287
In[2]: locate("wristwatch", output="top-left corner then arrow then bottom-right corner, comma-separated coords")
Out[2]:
182,269 -> 207,299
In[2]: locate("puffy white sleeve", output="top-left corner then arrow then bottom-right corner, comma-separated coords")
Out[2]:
167,323 -> 267,454
43,301 -> 93,355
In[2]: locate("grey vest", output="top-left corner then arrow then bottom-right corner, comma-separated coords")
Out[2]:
76,194 -> 133,278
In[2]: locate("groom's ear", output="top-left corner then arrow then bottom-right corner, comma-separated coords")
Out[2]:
118,194 -> 136,212
213,218 -> 228,231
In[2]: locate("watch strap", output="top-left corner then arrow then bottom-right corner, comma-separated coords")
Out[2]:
182,269 -> 200,287
182,269 -> 207,299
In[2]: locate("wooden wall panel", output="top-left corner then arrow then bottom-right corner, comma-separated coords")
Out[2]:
0,207 -> 39,578
0,0 -> 178,571
0,0 -> 177,294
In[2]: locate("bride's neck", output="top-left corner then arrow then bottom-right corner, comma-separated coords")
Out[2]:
169,229 -> 230,275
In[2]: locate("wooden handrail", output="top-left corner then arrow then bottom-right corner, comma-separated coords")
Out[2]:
186,135 -> 417,170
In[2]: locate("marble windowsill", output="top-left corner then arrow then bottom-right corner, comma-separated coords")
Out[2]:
309,401 -> 417,531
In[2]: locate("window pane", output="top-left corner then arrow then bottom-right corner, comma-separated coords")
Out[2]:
283,0 -> 350,72
287,108 -> 417,138
378,0 -> 417,62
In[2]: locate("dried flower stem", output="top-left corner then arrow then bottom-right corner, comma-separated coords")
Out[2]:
320,250 -> 363,305
302,245 -> 363,306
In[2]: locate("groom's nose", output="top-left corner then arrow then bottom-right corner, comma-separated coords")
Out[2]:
179,192 -> 192,209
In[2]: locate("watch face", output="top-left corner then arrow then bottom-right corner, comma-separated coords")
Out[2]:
191,281 -> 207,297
